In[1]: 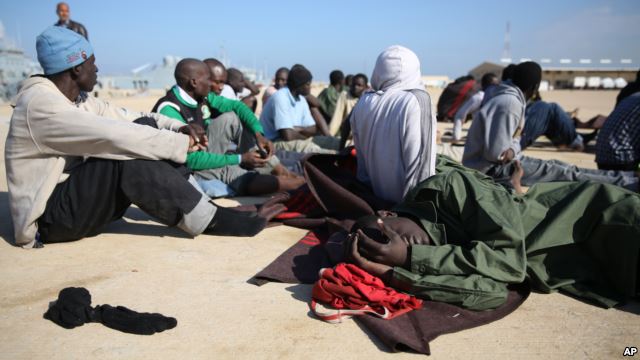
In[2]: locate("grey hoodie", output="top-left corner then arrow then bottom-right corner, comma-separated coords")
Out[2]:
5,76 -> 190,247
462,81 -> 526,172
350,45 -> 436,203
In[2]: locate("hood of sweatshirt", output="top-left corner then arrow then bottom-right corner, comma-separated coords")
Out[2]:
13,76 -> 77,107
370,45 -> 425,92
483,80 -> 526,107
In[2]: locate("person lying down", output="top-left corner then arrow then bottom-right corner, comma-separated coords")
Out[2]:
338,158 -> 640,311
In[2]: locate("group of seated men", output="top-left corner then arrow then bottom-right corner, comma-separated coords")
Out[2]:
5,27 -> 639,311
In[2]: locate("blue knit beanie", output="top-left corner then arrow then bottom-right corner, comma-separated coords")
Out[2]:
36,26 -> 94,75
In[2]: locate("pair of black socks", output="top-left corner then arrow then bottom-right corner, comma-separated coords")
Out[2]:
44,287 -> 177,335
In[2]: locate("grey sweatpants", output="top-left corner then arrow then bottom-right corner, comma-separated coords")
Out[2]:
195,112 -> 280,194
273,136 -> 340,154
488,155 -> 639,192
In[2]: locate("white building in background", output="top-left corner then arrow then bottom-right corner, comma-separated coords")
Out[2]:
469,61 -> 636,90
0,21 -> 42,102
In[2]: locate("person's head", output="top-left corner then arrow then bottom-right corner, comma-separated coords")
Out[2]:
371,45 -> 423,92
352,213 -> 431,246
350,73 -> 368,98
56,2 -> 70,22
274,67 -> 289,89
345,74 -> 354,87
501,64 -> 516,81
512,61 -> 542,100
287,64 -> 312,96
37,26 -> 97,92
174,58 -> 211,100
204,58 -> 227,95
329,70 -> 345,88
226,68 -> 245,93
480,72 -> 499,91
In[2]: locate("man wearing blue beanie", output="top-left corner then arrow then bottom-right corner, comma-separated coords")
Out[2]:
5,27 -> 278,248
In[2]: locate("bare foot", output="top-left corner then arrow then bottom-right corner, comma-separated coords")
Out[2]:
510,160 -> 525,194
569,107 -> 580,119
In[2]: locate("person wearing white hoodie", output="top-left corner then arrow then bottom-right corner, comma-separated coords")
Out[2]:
350,45 -> 437,204
462,61 -> 638,192
5,27 -> 278,248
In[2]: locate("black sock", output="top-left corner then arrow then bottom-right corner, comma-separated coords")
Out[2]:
91,304 -> 177,335
44,287 -> 177,335
43,287 -> 93,329
207,206 -> 267,237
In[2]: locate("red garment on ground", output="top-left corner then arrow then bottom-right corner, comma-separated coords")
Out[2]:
312,263 -> 423,320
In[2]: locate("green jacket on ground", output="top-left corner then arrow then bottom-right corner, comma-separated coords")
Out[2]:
392,156 -> 640,310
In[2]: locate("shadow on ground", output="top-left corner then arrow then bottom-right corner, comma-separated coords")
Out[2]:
0,192 -> 13,245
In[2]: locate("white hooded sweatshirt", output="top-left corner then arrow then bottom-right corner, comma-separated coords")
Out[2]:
5,76 -> 190,247
349,45 -> 436,204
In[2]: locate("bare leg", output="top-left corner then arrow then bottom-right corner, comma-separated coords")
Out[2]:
510,160 -> 525,195
245,174 -> 305,195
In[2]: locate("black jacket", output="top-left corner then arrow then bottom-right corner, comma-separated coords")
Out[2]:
55,19 -> 88,39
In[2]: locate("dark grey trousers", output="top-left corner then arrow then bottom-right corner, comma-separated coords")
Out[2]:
488,155 -> 639,192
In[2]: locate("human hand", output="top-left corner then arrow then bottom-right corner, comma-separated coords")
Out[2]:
241,151 -> 269,169
347,232 -> 393,280
179,124 -> 208,152
255,132 -> 274,158
499,148 -> 515,164
355,218 -> 410,268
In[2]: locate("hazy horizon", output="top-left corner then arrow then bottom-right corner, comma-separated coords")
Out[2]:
1,0 -> 639,81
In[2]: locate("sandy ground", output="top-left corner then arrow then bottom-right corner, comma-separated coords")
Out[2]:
0,89 -> 638,359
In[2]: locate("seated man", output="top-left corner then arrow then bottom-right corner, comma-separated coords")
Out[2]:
153,58 -> 303,196
222,68 -> 260,112
317,70 -> 345,122
345,156 -> 640,310
496,69 -> 597,152
596,92 -> 640,171
462,61 -> 638,191
262,67 -> 288,106
5,27 -> 274,248
452,72 -> 499,141
259,64 -> 339,153
350,45 -> 437,204
330,73 -> 368,136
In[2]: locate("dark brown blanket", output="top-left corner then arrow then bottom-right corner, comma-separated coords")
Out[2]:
250,153 -> 530,355
251,230 -> 530,355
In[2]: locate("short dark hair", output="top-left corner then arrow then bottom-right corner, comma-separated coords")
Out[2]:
480,73 -> 498,89
501,64 -> 516,81
329,70 -> 344,85
287,64 -> 312,89
227,68 -> 243,82
353,73 -> 368,85
512,61 -> 542,93
275,67 -> 289,77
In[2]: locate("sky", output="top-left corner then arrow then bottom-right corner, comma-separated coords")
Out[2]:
1,0 -> 639,81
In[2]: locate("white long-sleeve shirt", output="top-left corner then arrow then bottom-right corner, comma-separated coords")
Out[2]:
5,76 -> 189,247
453,91 -> 484,140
